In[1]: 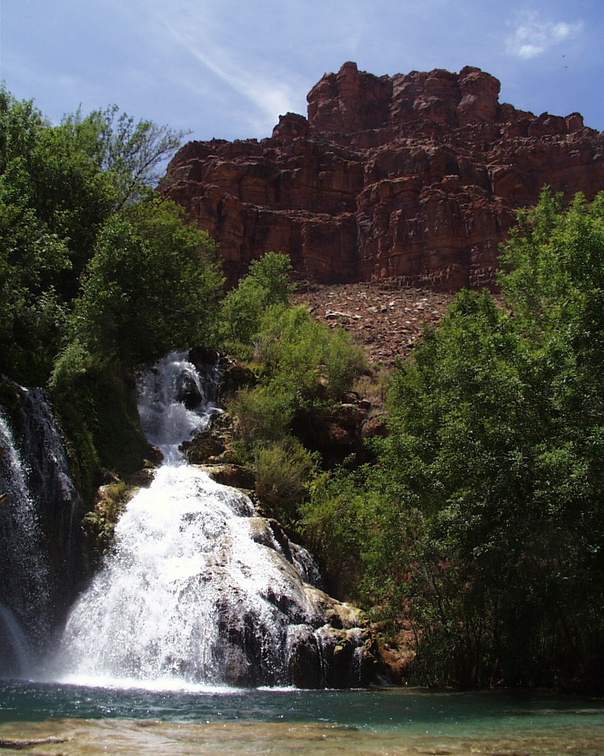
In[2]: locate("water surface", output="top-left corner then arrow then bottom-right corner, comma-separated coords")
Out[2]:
1,681 -> 602,754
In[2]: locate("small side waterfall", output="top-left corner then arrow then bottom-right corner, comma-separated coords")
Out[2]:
0,406 -> 51,675
56,351 -> 372,688
0,382 -> 82,678
18,387 -> 83,588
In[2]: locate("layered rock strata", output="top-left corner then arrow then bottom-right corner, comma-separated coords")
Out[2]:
162,62 -> 604,289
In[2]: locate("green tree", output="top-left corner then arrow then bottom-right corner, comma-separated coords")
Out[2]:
374,191 -> 604,688
0,88 -> 113,384
61,105 -> 188,210
219,251 -> 294,347
67,198 -> 223,369
304,190 -> 603,690
0,86 -> 223,506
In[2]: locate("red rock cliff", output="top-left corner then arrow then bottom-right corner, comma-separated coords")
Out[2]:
161,62 -> 604,289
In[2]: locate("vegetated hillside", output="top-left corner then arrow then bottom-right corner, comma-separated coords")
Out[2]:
300,191 -> 604,691
162,61 -> 604,288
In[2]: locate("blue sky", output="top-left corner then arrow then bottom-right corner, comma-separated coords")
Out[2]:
1,0 -> 602,142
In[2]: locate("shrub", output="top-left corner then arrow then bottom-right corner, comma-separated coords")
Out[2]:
254,304 -> 366,401
254,440 -> 318,526
229,382 -> 295,443
219,252 -> 293,346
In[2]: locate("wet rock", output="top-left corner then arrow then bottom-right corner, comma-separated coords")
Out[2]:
196,463 -> 255,491
175,372 -> 203,409
181,412 -> 238,464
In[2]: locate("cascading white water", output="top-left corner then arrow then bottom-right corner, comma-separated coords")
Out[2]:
55,351 -> 365,688
137,350 -> 219,464
0,407 -> 51,674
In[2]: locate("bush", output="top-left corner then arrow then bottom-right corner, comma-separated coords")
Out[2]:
300,465 -> 400,603
219,252 -> 293,346
229,382 -> 295,443
254,304 -> 366,401
254,440 -> 318,527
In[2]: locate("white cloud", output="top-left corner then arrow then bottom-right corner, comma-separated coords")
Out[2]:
117,1 -> 306,135
506,12 -> 584,59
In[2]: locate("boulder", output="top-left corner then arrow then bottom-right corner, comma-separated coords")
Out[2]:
180,411 -> 238,464
293,395 -> 382,467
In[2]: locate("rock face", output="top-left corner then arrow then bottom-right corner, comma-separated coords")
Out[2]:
162,62 -> 604,289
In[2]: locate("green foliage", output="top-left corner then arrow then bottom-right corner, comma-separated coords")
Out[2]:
301,465 -> 395,602
69,198 -> 223,368
499,189 -> 604,341
253,304 -> 365,398
221,255 -> 366,527
0,88 -> 196,387
246,251 -> 294,300
227,302 -> 365,475
230,382 -> 295,442
48,197 -> 223,489
219,252 -> 294,347
385,283 -> 600,685
0,87 -> 224,499
221,252 -> 365,462
305,190 -> 604,690
253,440 -> 318,527
0,88 -> 113,384
50,359 -> 150,498
61,104 -> 187,210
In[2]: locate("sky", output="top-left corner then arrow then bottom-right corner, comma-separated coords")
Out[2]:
1,0 -> 603,144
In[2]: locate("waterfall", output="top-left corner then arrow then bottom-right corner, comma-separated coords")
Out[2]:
0,382 -> 84,679
55,350 -> 371,688
137,350 -> 220,463
0,603 -> 29,676
18,387 -> 83,586
0,404 -> 51,674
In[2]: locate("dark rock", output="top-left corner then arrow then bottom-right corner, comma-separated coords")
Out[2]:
293,396 -> 379,467
180,411 -> 238,464
195,463 -> 255,490
175,372 -> 203,409
217,358 -> 258,400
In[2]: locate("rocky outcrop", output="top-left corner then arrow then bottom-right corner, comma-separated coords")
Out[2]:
162,62 -> 604,289
293,393 -> 386,467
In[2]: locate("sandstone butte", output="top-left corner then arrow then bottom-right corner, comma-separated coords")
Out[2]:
161,61 -> 604,290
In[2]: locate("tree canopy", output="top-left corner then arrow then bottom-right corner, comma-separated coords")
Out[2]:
68,198 -> 222,369
0,88 -> 223,490
61,105 -> 188,210
302,189 -> 604,690
0,87 -> 217,386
